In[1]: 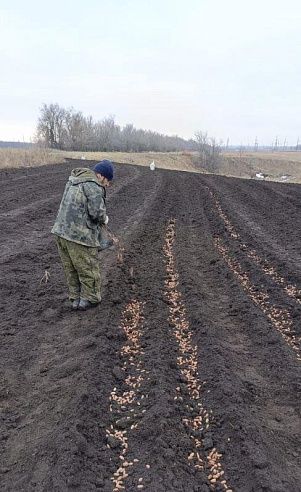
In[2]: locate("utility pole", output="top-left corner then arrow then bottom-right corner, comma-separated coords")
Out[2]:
296,137 -> 300,151
254,136 -> 258,151
239,142 -> 244,160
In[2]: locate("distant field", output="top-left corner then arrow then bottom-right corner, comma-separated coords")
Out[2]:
1,147 -> 301,182
220,150 -> 301,182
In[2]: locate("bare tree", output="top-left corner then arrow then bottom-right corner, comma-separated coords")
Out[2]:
95,115 -> 119,151
64,108 -> 86,150
121,123 -> 135,151
194,131 -> 222,172
36,103 -> 66,149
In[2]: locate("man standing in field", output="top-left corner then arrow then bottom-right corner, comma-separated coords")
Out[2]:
52,160 -> 114,311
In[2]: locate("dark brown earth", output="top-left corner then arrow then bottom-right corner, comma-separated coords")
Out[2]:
0,160 -> 300,492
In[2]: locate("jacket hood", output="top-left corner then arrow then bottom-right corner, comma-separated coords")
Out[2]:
69,168 -> 100,185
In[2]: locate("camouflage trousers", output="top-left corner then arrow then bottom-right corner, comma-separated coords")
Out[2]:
55,236 -> 101,303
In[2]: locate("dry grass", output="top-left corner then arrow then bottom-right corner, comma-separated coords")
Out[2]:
63,150 -> 198,172
0,148 -> 65,169
0,148 -> 197,172
1,148 -> 301,183
219,151 -> 301,183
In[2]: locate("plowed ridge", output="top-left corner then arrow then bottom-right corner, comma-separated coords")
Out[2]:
163,219 -> 233,492
207,187 -> 301,305
108,299 -> 149,491
0,161 -> 300,492
206,187 -> 301,360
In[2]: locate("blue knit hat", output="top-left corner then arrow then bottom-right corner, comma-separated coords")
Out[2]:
93,160 -> 114,181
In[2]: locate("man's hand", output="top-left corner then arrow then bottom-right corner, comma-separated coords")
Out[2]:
104,215 -> 109,225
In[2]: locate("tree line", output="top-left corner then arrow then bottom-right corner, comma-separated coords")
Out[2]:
36,103 -> 223,171
36,103 -> 198,153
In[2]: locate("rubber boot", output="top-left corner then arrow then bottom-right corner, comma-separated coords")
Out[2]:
78,298 -> 99,310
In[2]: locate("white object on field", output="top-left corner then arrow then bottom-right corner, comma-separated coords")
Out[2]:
280,175 -> 293,181
81,155 -> 86,160
150,161 -> 155,171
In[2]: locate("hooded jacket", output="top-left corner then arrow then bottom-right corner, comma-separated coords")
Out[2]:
51,168 -> 108,247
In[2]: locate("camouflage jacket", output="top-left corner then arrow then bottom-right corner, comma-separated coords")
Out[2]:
51,168 -> 108,247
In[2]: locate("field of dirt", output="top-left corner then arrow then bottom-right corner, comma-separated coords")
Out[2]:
0,160 -> 300,492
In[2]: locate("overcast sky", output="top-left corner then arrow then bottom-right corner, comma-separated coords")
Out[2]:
1,0 -> 301,146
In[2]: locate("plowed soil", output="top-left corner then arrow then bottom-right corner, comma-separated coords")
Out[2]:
0,160 -> 300,492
